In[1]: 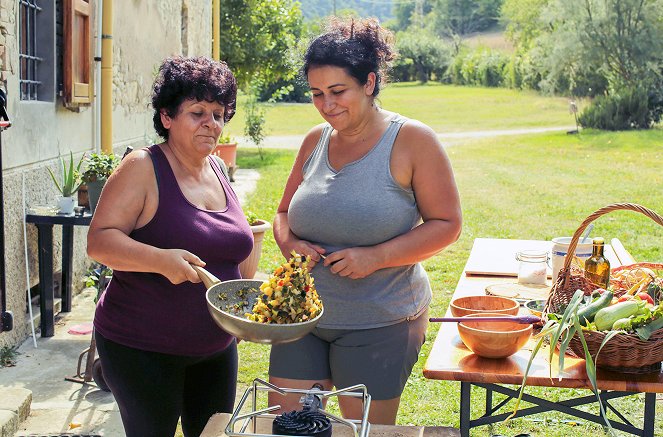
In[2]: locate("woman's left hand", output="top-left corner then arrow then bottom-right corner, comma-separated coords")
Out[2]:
323,247 -> 381,279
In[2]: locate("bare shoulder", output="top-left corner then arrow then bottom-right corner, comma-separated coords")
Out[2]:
398,119 -> 441,150
297,123 -> 327,161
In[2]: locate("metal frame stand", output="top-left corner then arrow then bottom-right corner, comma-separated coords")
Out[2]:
225,379 -> 371,437
459,381 -> 656,437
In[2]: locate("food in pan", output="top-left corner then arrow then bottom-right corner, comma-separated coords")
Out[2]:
246,252 -> 323,324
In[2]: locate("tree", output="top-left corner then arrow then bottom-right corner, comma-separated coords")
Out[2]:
396,30 -> 453,82
218,0 -> 303,91
430,0 -> 504,36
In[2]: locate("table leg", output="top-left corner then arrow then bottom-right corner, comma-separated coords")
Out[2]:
485,386 -> 492,415
36,223 -> 54,337
61,224 -> 74,312
460,382 -> 471,437
643,392 -> 655,437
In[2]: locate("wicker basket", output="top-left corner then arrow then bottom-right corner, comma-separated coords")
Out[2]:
543,203 -> 663,374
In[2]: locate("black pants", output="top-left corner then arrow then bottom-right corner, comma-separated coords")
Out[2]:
95,332 -> 237,437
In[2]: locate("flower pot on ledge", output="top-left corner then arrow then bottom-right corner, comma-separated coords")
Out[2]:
212,143 -> 238,181
239,219 -> 271,279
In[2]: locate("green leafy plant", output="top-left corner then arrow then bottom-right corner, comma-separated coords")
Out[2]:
218,131 -> 235,145
46,151 -> 84,197
510,289 -> 620,434
245,210 -> 261,226
83,263 -> 113,302
81,152 -> 119,183
244,91 -> 266,159
0,345 -> 18,367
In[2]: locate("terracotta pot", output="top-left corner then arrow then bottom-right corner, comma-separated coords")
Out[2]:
239,219 -> 271,279
212,143 -> 237,168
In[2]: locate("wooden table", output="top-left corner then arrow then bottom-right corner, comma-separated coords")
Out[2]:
424,238 -> 662,437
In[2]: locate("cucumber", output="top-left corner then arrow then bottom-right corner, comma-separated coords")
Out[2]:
577,290 -> 614,326
594,300 -> 642,331
611,317 -> 633,331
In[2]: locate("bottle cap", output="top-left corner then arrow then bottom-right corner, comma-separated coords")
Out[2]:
592,237 -> 605,244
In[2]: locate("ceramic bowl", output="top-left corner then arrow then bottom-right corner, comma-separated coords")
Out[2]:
457,313 -> 533,359
525,299 -> 546,317
450,295 -> 519,318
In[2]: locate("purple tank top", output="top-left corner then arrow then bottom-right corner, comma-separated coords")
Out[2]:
94,145 -> 253,356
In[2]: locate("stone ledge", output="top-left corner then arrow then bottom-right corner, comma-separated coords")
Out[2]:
0,410 -> 18,437
0,387 -> 31,422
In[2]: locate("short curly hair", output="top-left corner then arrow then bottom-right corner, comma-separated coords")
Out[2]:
151,56 -> 237,140
303,17 -> 396,97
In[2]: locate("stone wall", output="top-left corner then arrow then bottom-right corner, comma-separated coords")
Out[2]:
0,0 -> 212,348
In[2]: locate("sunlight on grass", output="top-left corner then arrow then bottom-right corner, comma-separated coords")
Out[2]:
230,83 -> 584,137
236,124 -> 663,436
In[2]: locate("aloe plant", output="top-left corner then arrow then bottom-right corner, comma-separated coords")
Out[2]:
47,151 -> 84,197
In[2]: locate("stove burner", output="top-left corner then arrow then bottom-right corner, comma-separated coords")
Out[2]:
272,410 -> 332,437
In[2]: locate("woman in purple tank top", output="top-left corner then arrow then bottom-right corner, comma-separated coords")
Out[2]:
87,57 -> 253,437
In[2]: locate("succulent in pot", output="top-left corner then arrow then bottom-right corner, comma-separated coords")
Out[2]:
47,151 -> 84,214
81,152 -> 119,213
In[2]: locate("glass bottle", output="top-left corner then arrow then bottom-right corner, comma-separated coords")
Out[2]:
584,237 -> 610,289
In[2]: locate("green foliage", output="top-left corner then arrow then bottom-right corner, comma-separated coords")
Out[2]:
245,210 -> 260,226
218,131 -> 234,144
0,345 -> 18,367
501,0 -> 663,105
218,0 -> 303,92
83,263 -> 113,302
46,151 -> 84,197
429,0 -> 504,36
81,152 -> 119,183
244,92 -> 267,159
395,29 -> 453,83
578,87 -> 662,130
449,48 -> 510,87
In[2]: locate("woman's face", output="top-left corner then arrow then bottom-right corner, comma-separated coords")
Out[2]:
161,98 -> 225,155
308,65 -> 376,131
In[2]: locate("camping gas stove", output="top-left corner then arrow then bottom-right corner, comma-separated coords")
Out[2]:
224,378 -> 371,437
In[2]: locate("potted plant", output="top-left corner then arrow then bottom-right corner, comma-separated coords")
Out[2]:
47,151 -> 84,215
239,210 -> 271,279
81,152 -> 119,213
212,131 -> 238,181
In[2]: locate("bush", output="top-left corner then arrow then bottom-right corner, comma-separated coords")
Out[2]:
578,87 -> 661,130
449,48 -> 510,87
258,77 -> 311,103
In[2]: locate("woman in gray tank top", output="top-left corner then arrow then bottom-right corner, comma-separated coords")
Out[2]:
270,18 -> 462,425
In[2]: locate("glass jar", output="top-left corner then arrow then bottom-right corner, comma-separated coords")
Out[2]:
515,250 -> 549,285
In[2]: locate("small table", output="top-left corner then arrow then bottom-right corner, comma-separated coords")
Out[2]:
424,238 -> 662,437
26,211 -> 92,337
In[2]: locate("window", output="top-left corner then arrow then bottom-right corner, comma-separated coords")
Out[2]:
19,0 -> 55,101
19,0 -> 92,106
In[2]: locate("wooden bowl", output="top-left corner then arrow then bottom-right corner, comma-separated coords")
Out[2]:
457,313 -> 532,359
450,295 -> 519,318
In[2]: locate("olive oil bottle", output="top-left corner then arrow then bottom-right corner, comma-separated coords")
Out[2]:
584,237 -> 610,289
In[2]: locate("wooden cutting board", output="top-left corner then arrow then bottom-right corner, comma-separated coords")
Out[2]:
464,238 -> 553,277
485,282 -> 550,302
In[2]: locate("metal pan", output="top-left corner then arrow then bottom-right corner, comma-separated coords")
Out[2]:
193,265 -> 324,344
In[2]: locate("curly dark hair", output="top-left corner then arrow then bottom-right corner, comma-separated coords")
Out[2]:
303,17 -> 396,97
151,56 -> 237,140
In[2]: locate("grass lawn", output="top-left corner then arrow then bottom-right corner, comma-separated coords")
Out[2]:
229,82 -> 583,137
235,125 -> 663,436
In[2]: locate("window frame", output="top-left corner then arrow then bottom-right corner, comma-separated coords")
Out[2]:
63,0 -> 93,106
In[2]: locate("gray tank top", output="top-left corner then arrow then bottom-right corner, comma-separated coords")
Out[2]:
288,114 -> 432,329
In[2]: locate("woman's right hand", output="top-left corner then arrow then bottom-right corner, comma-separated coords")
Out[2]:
159,249 -> 206,285
281,240 -> 326,270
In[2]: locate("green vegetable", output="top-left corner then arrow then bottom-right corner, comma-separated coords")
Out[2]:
635,306 -> 663,340
576,290 -> 613,326
647,282 -> 662,304
594,300 -> 643,331
611,317 -> 633,331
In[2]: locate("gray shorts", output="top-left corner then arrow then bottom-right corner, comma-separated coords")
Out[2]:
269,308 -> 429,400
